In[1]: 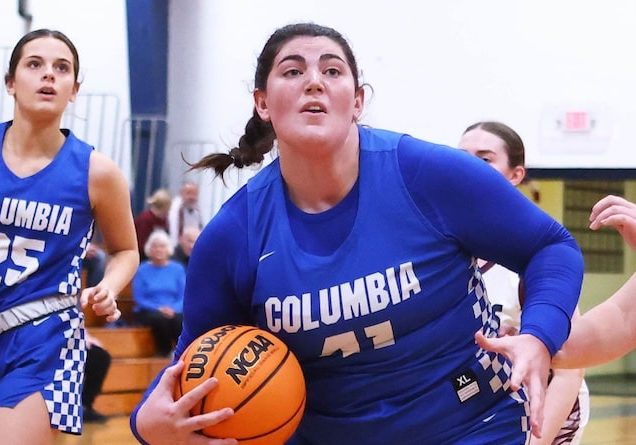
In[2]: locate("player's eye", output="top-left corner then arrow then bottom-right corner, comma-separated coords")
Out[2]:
283,68 -> 302,77
56,62 -> 71,73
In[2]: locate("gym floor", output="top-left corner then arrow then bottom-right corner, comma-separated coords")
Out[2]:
56,394 -> 636,445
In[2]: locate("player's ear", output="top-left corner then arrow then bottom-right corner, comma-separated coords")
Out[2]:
254,88 -> 270,122
508,166 -> 526,186
353,86 -> 364,122
6,78 -> 15,97
69,81 -> 80,103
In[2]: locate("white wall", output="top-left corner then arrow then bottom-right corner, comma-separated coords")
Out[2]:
2,1 -> 634,217
0,0 -> 132,181
167,0 -> 636,219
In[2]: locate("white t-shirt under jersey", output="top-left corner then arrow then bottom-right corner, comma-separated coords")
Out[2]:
481,262 -> 521,332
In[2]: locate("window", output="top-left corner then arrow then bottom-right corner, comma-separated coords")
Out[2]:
563,181 -> 624,273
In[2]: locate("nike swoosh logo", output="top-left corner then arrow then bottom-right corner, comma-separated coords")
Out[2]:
259,251 -> 275,262
482,413 -> 496,423
33,316 -> 52,326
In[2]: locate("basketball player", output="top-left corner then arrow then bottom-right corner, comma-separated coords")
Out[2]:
459,121 -> 588,444
132,23 -> 583,444
481,194 -> 636,369
0,29 -> 138,444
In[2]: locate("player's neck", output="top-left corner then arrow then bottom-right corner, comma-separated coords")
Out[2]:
5,117 -> 65,157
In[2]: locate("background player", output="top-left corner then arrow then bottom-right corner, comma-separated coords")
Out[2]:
0,29 -> 138,444
459,121 -> 589,444
132,23 -> 583,444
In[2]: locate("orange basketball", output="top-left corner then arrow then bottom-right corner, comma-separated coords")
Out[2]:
174,325 -> 306,444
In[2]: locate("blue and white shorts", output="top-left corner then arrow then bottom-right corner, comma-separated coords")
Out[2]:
0,307 -> 86,434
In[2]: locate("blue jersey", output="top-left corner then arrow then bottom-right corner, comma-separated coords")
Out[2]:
132,126 -> 583,444
0,121 -> 94,312
248,128 -> 525,443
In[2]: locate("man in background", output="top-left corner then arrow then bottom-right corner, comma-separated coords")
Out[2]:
172,226 -> 201,268
168,181 -> 203,248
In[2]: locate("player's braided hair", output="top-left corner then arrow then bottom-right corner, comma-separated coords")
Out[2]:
189,109 -> 275,176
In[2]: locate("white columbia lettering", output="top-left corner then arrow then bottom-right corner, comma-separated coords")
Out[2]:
265,261 -> 421,333
0,197 -> 73,235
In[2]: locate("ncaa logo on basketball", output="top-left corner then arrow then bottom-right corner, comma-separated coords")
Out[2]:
185,325 -> 238,380
226,334 -> 277,385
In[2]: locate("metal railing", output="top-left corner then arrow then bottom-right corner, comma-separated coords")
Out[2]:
122,115 -> 168,214
63,93 -> 121,160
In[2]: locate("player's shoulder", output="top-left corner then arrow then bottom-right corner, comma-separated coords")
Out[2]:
398,133 -> 468,162
59,129 -> 95,161
188,188 -> 250,279
357,126 -> 459,162
88,150 -> 126,185
198,186 -> 248,249
400,133 -> 504,189
218,185 -> 248,220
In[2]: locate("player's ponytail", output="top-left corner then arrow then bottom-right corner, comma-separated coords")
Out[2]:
189,109 -> 276,178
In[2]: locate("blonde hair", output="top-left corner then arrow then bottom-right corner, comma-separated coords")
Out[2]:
146,188 -> 172,210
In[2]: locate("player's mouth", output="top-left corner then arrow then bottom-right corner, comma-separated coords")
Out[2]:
37,86 -> 56,96
301,102 -> 326,114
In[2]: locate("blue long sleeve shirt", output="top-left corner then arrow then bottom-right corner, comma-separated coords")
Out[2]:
132,260 -> 186,313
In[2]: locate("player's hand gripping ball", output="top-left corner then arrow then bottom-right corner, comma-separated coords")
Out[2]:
174,325 -> 306,444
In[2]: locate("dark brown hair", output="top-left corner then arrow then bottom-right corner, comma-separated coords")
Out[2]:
189,23 -> 361,178
4,29 -> 80,84
463,121 -> 525,168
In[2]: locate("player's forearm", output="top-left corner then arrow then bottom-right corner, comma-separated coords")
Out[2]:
520,241 -> 584,355
99,249 -> 139,296
529,368 -> 584,444
553,301 -> 633,368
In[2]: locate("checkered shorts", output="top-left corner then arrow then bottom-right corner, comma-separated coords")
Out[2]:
0,307 -> 86,434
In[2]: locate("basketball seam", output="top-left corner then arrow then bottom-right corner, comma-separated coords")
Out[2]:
209,393 -> 306,442
237,393 -> 306,441
231,349 -> 306,441
233,348 -> 291,413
